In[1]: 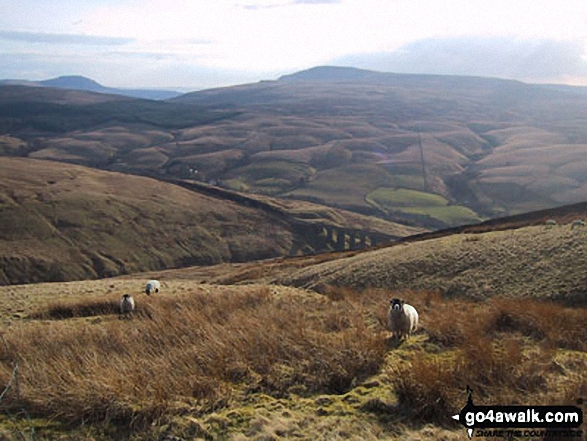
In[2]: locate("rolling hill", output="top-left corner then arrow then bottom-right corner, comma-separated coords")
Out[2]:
171,67 -> 587,223
123,200 -> 587,306
2,67 -> 587,229
0,75 -> 181,100
278,222 -> 587,305
0,157 -> 419,285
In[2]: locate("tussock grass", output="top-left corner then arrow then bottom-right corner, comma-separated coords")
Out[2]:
424,296 -> 587,351
391,291 -> 587,424
485,298 -> 586,350
0,286 -> 386,428
1,283 -> 584,439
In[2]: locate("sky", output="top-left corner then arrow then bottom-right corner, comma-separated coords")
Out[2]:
1,0 -> 587,90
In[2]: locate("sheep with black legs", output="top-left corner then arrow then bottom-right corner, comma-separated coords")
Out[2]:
145,280 -> 160,296
120,294 -> 135,318
387,298 -> 419,340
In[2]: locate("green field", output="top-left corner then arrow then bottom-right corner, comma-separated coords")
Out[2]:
367,188 -> 448,207
366,188 -> 482,226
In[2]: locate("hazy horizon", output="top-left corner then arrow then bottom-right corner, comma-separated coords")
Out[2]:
1,0 -> 586,90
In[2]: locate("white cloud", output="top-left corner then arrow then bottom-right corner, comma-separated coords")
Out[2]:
293,0 -> 341,4
334,37 -> 587,84
1,0 -> 587,87
0,30 -> 133,45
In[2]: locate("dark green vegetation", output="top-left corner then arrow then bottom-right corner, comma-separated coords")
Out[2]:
0,157 -> 419,285
3,67 -> 587,229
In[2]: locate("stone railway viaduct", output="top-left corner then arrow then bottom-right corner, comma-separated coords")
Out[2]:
164,178 -> 399,253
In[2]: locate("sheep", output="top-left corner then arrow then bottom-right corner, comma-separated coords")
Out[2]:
120,294 -> 135,317
387,298 -> 419,341
571,219 -> 585,229
145,280 -> 161,296
545,219 -> 557,228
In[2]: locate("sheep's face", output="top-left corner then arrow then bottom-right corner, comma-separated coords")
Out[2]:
122,294 -> 131,300
390,298 -> 404,311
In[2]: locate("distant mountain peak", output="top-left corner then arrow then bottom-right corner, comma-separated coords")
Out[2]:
0,75 -> 182,100
40,76 -> 108,93
279,66 -> 380,82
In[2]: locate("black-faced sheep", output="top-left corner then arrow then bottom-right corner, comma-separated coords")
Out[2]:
145,280 -> 160,296
387,298 -> 419,340
120,294 -> 135,317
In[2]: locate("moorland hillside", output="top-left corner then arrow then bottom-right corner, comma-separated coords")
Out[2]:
2,67 -> 587,229
172,67 -> 587,224
278,222 -> 587,305
0,157 -> 419,285
0,220 -> 584,440
142,200 -> 587,306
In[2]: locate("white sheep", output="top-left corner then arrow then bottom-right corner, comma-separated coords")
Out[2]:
571,219 -> 585,229
120,294 -> 136,317
387,298 -> 419,340
145,280 -> 161,296
545,219 -> 557,228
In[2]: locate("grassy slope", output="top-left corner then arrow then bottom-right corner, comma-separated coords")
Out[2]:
0,203 -> 585,439
0,157 -> 298,284
279,224 -> 587,304
0,157 -> 421,285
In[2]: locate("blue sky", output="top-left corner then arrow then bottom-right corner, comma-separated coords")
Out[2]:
1,0 -> 586,90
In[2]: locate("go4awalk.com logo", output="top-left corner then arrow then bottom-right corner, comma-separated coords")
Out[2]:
452,387 -> 584,439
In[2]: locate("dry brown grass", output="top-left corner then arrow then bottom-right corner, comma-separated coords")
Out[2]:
0,285 -> 386,429
281,225 -> 587,306
390,290 -> 587,425
0,157 -> 298,284
424,295 -> 587,351
0,282 -> 584,440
